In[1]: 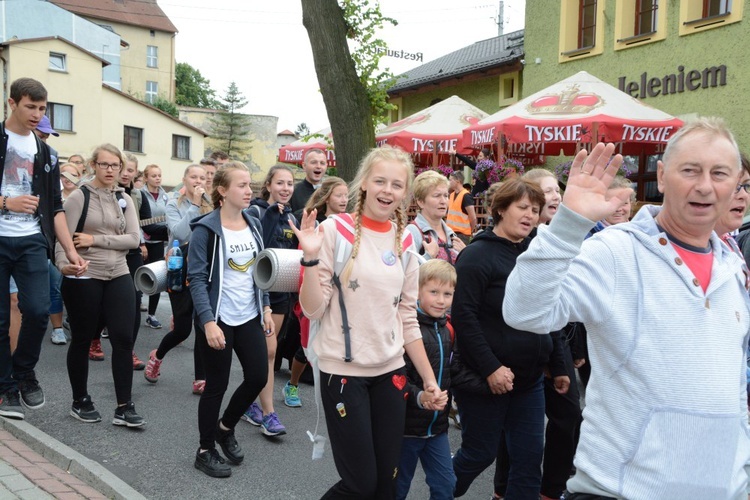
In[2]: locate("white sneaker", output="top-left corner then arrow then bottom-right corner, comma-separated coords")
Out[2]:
51,328 -> 67,345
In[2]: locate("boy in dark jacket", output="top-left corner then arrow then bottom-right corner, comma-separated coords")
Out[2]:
396,260 -> 457,500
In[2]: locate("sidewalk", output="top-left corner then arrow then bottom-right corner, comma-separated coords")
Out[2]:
0,417 -> 146,500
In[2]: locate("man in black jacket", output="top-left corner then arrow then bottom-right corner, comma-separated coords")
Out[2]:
0,78 -> 87,420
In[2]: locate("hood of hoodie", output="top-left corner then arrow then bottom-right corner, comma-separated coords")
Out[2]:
250,197 -> 270,210
469,225 -> 531,251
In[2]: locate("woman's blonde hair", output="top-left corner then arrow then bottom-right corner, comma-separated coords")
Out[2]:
88,144 -> 125,172
178,164 -> 212,214
211,162 -> 249,209
522,168 -> 556,183
342,146 -> 414,281
412,170 -> 449,204
304,176 -> 347,216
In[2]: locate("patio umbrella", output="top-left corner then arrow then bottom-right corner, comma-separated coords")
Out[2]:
278,127 -> 335,165
376,96 -> 488,160
462,71 -> 683,157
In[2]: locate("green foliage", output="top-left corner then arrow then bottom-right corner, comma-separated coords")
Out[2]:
148,95 -> 179,118
209,82 -> 252,159
340,0 -> 398,126
175,62 -> 223,109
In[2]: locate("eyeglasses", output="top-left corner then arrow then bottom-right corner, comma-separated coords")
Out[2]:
70,160 -> 84,165
736,183 -> 750,194
96,162 -> 122,171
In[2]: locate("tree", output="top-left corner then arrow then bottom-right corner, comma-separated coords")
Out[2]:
302,0 -> 396,181
295,122 -> 311,138
209,82 -> 253,159
175,62 -> 222,109
150,95 -> 179,118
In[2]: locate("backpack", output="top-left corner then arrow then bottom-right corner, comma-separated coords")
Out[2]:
75,187 -> 126,233
302,212 -> 420,459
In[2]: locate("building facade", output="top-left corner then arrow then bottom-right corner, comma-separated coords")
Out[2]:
49,0 -> 177,103
387,31 -> 525,122
522,0 -> 748,201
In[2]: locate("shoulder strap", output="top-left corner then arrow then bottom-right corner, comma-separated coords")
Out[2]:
75,187 -> 91,234
445,316 -> 455,343
248,204 -> 265,220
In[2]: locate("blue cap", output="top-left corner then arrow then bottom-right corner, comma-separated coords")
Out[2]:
37,116 -> 59,137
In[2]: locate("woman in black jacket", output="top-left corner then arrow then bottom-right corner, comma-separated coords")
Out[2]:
451,179 -> 550,499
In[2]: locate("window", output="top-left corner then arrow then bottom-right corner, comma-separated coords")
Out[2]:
145,81 -> 158,104
635,0 -> 659,35
680,0 -> 742,35
147,45 -> 158,68
47,103 -> 72,132
172,135 -> 191,160
49,53 -> 66,72
559,0 -> 604,61
579,0 -> 598,48
124,126 -> 143,153
704,0 -> 731,17
615,0 -> 667,49
499,71 -> 520,106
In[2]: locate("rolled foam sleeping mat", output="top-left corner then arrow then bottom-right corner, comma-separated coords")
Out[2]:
253,248 -> 303,293
134,260 -> 168,295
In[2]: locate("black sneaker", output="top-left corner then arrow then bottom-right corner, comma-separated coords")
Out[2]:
0,390 -> 24,419
18,379 -> 44,409
215,421 -> 244,464
70,395 -> 101,423
194,448 -> 231,478
113,401 -> 145,428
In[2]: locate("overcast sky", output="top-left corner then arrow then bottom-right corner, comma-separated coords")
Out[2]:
159,0 -> 526,134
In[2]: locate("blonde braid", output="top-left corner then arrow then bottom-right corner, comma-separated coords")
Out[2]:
394,205 -> 406,257
340,193 -> 365,283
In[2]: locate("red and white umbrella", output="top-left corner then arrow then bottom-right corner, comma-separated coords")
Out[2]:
463,71 -> 683,157
376,95 -> 488,156
278,127 -> 335,165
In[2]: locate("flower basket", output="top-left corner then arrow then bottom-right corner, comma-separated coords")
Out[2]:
471,157 -> 526,187
415,164 -> 455,178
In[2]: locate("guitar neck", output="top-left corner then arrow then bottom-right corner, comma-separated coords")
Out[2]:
139,215 -> 166,227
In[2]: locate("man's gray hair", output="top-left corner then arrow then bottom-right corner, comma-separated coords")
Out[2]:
662,116 -> 740,170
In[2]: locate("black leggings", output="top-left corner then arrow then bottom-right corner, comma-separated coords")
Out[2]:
126,251 -> 143,345
155,288 -> 204,379
62,275 -> 135,404
320,368 -> 408,500
144,242 -> 164,316
197,317 -> 268,450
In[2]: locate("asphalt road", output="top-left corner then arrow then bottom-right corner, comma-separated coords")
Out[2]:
26,296 -> 494,499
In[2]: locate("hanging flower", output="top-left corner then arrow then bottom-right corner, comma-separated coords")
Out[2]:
415,164 -> 454,178
472,159 -> 495,182
487,157 -> 525,185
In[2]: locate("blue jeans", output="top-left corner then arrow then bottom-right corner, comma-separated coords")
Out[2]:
452,377 -> 545,499
396,432 -> 456,500
0,233 -> 51,393
48,260 -> 62,315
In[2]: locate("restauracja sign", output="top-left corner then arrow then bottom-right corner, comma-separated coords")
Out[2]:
617,65 -> 727,99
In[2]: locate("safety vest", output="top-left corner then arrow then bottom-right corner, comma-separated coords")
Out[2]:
447,188 -> 472,236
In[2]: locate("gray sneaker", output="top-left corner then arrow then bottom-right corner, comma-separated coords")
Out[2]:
18,379 -> 44,409
51,328 -> 67,345
0,390 -> 24,419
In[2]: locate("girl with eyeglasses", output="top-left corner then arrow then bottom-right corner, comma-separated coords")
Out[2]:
57,144 -> 145,427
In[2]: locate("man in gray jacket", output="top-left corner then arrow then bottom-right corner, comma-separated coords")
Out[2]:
504,118 -> 750,500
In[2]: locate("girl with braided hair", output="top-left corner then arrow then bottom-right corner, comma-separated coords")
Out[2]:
293,146 -> 448,499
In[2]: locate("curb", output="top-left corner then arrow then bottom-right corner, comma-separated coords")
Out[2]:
0,417 -> 147,500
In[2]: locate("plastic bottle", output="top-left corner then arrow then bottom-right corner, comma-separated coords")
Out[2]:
167,240 -> 183,293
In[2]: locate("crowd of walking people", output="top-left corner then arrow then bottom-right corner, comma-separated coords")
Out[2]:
2,76 -> 750,500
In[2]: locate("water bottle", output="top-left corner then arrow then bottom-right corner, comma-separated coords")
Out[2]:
167,240 -> 183,293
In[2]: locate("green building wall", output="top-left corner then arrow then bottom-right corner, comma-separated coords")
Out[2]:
398,75 -> 506,119
522,0 -> 750,150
